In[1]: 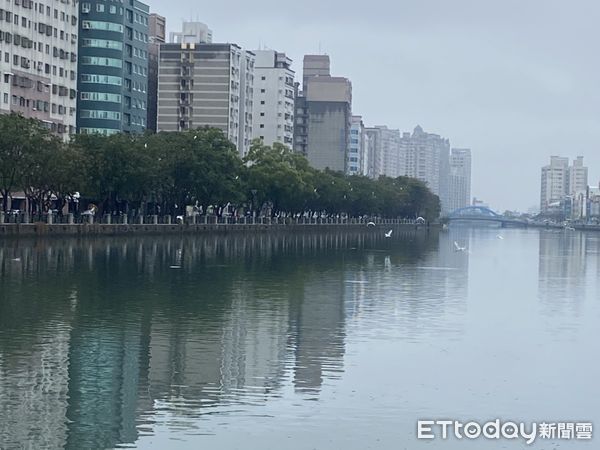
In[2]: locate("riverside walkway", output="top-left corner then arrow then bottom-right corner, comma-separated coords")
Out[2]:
0,213 -> 429,237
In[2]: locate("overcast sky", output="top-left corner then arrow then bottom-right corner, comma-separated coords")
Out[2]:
150,0 -> 600,212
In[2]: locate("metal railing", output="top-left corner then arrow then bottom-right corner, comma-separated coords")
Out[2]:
0,211 -> 423,227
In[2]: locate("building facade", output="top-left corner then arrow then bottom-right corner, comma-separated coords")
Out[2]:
157,41 -> 255,156
347,115 -> 365,175
77,0 -> 150,135
252,49 -> 294,148
448,148 -> 472,212
169,21 -> 212,45
398,125 -> 451,212
568,156 -> 588,196
540,155 -> 588,217
364,127 -> 382,178
146,12 -> 164,132
294,55 -> 352,172
0,0 -> 79,138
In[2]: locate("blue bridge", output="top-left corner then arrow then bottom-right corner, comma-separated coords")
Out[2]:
444,206 -> 527,227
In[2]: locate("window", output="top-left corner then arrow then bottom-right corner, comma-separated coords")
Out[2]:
96,3 -> 104,12
80,128 -> 119,136
80,110 -> 121,120
261,76 -> 266,80
260,101 -> 265,105
260,112 -> 265,117
3,93 -> 7,103
80,74 -> 122,85
259,124 -> 264,128
80,56 -> 122,67
109,5 -> 116,13
80,92 -> 122,103
81,21 -> 123,32
81,38 -> 122,50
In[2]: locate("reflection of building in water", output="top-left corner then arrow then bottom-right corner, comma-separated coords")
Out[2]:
290,274 -> 346,393
0,324 -> 71,450
0,231 -> 385,447
220,283 -> 289,394
146,317 -> 224,408
65,313 -> 148,449
538,231 -> 587,307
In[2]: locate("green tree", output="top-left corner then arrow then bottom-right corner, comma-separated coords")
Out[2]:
0,114 -> 50,212
244,141 -> 313,216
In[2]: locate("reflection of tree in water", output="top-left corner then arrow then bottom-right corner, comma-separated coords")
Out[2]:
0,229 -> 435,449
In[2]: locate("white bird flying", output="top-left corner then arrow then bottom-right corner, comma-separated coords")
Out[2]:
385,229 -> 393,238
496,235 -> 504,240
454,241 -> 467,252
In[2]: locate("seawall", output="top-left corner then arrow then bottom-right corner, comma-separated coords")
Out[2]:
0,222 -> 436,238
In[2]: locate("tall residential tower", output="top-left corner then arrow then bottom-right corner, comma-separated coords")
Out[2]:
448,148 -> 472,211
77,0 -> 150,135
252,50 -> 294,148
294,55 -> 352,172
147,13 -> 165,132
0,0 -> 79,137
157,27 -> 255,156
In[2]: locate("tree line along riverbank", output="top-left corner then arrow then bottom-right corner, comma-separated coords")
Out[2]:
0,113 -> 440,221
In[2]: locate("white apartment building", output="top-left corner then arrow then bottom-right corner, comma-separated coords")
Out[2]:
347,115 -> 365,175
399,125 -> 451,212
157,40 -> 255,156
169,21 -> 212,45
448,148 -> 471,212
0,0 -> 79,137
540,155 -> 588,215
569,156 -> 588,196
540,156 -> 569,212
364,125 -> 400,178
252,49 -> 294,148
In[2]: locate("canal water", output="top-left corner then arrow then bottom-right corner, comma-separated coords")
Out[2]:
0,228 -> 598,449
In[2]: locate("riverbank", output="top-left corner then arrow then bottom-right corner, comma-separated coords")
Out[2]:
0,221 -> 434,238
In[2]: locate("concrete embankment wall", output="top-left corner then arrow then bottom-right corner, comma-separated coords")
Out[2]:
0,223 -> 435,238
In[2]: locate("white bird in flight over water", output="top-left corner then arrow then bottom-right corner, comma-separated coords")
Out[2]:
496,235 -> 504,240
454,241 -> 467,252
385,229 -> 393,238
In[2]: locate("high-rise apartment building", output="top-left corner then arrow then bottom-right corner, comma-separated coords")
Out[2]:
568,156 -> 588,196
77,0 -> 150,135
294,55 -> 352,172
540,156 -> 588,214
364,127 -> 382,178
398,125 -> 451,212
448,148 -> 472,212
147,13 -> 165,132
0,0 -> 79,138
252,49 -> 294,147
157,37 -> 255,156
169,21 -> 212,45
347,115 -> 365,175
540,156 -> 569,213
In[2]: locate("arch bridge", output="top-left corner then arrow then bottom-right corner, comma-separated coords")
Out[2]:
445,206 -> 527,227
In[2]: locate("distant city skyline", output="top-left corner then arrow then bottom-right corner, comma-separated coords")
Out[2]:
150,0 -> 600,211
